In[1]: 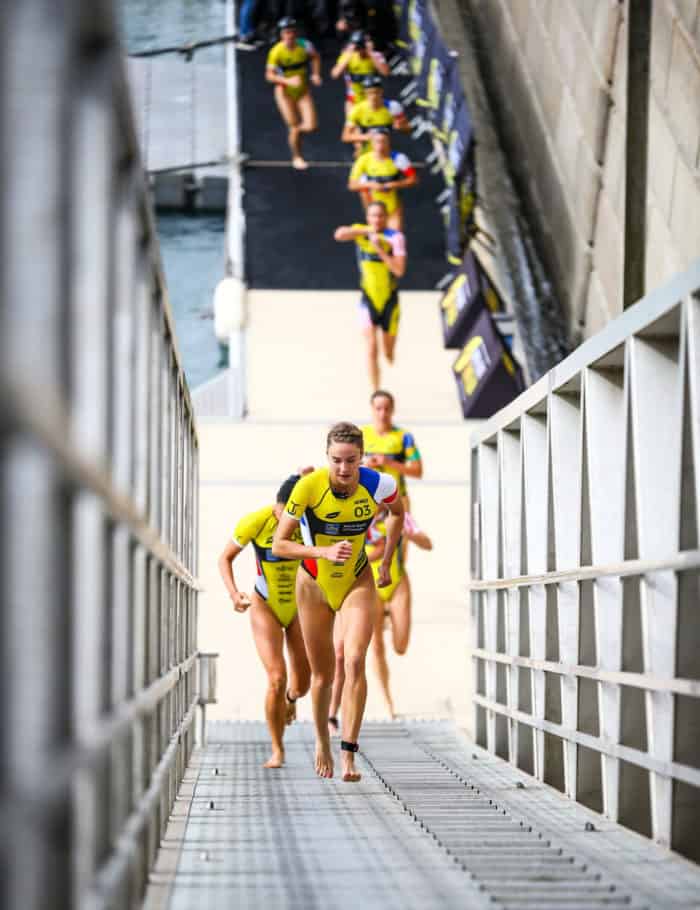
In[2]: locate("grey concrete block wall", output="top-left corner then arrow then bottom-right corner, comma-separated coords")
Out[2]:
468,0 -> 700,342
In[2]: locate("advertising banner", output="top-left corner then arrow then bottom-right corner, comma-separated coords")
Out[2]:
445,155 -> 476,264
417,36 -> 456,138
440,246 -> 502,348
394,0 -> 527,413
452,309 -> 525,419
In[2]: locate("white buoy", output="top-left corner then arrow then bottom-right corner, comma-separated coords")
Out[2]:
213,275 -> 246,343
211,275 -> 247,417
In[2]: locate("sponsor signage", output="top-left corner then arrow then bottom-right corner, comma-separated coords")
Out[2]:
439,247 -> 502,348
452,309 -> 525,419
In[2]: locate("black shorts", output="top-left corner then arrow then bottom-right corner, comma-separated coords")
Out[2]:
360,290 -> 400,335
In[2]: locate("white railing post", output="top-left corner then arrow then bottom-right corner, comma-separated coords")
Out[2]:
470,260 -> 700,862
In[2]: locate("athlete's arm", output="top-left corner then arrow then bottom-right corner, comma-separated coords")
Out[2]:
309,47 -> 322,85
376,496 -> 405,588
348,175 -> 378,192
366,538 -> 386,562
367,232 -> 406,278
402,457 -> 423,478
217,539 -> 252,612
396,458 -> 422,477
394,111 -> 411,133
384,171 -> 418,191
334,224 -> 369,242
342,121 -> 368,144
371,51 -> 390,76
331,52 -> 350,78
384,154 -> 418,191
405,526 -> 432,550
266,65 -> 294,88
272,513 -> 353,563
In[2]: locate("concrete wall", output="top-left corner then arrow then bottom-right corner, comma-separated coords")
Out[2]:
467,0 -> 700,340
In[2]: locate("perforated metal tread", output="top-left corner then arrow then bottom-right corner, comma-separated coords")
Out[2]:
145,721 -> 700,910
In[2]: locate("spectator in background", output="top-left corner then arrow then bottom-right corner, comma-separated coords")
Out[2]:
238,0 -> 260,44
337,0 -> 398,51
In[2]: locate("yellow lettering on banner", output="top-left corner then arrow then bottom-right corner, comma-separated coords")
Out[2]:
454,336 -> 483,396
427,58 -> 440,110
484,285 -> 499,313
441,273 -> 467,327
502,352 -> 516,376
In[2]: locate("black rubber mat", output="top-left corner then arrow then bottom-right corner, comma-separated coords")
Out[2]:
238,42 -> 447,290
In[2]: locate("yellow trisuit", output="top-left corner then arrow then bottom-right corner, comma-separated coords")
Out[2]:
346,99 -> 404,151
349,149 -> 415,215
233,505 -> 302,627
336,49 -> 384,102
267,39 -> 314,100
366,516 -> 404,602
361,424 -> 421,497
352,225 -> 406,335
284,466 -> 398,610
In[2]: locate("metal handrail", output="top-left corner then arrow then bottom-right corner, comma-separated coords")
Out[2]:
1,3 -> 201,907
469,259 -> 700,861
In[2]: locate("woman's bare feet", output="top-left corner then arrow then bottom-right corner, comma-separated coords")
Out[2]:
264,749 -> 284,769
315,736 -> 334,778
341,751 -> 361,782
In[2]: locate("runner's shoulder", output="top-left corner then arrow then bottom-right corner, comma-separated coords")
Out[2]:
358,465 -> 398,502
233,504 -> 275,545
390,150 -> 412,169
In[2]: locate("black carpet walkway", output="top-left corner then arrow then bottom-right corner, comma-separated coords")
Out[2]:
238,41 -> 447,290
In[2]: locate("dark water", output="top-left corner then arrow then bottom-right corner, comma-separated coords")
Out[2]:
157,214 -> 226,390
120,1 -> 228,389
119,0 -> 229,60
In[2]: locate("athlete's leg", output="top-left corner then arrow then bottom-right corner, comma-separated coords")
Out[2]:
363,324 -> 380,390
381,329 -> 398,365
296,570 -> 336,778
297,92 -> 318,133
283,614 -> 311,722
292,92 -> 316,168
328,611 -> 345,735
380,297 -> 400,368
371,590 -> 395,717
339,567 -> 375,781
274,85 -> 304,163
249,593 -> 288,767
389,573 -> 412,655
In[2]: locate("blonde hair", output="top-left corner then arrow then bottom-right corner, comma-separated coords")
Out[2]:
326,421 -> 364,453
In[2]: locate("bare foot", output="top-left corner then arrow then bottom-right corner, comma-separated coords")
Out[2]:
285,698 -> 297,726
264,749 -> 284,769
341,752 -> 361,782
315,736 -> 334,778
328,716 -> 339,738
292,157 -> 309,170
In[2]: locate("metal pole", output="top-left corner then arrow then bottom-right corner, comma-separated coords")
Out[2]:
623,0 -> 651,309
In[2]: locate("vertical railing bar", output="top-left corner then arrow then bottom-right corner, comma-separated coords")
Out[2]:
471,281 -> 700,857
